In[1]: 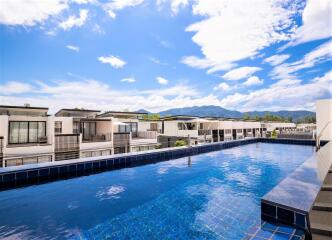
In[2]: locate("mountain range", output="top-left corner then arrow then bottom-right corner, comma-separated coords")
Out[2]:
137,105 -> 315,122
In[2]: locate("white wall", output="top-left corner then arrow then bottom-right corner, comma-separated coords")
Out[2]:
53,116 -> 73,134
163,121 -> 198,137
316,99 -> 332,141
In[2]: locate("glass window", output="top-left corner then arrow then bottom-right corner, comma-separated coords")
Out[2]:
83,122 -> 96,140
19,122 -> 28,143
55,121 -> 62,134
9,121 -> 46,144
9,122 -> 19,144
29,122 -> 38,142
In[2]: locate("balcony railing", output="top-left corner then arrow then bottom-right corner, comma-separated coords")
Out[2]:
134,131 -> 157,139
198,129 -> 212,136
82,133 -> 112,142
113,133 -> 130,147
55,134 -> 80,153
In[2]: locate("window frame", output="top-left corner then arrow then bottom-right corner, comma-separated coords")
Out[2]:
8,121 -> 47,144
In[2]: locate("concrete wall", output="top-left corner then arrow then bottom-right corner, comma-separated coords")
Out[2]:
137,121 -> 161,132
316,99 -> 332,141
53,116 -> 73,134
163,121 -> 198,138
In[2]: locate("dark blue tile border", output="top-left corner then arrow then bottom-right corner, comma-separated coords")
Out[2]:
0,138 -> 325,192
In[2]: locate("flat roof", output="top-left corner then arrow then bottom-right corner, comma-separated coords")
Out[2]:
0,105 -> 48,110
98,111 -> 148,117
160,115 -> 200,120
55,108 -> 101,116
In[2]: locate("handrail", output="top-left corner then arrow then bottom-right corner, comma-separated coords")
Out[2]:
316,120 -> 332,151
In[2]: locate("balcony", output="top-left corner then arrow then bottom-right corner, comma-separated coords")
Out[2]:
198,129 -> 212,136
113,133 -> 130,147
133,131 -> 157,139
82,133 -> 112,142
55,134 -> 80,153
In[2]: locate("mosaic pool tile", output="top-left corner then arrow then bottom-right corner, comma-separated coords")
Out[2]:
244,222 -> 305,240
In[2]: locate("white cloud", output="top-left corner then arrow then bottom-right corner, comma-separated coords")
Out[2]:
222,67 -> 262,81
214,82 -> 231,91
59,9 -> 89,31
0,0 -> 68,26
156,76 -> 169,85
92,24 -> 105,34
1,71 -> 330,113
0,79 -> 210,113
66,45 -> 80,52
183,0 -> 300,72
103,0 -> 144,18
181,56 -> 234,73
220,71 -> 332,111
121,77 -> 136,83
0,82 -> 33,95
264,54 -> 290,66
98,55 -> 126,69
149,57 -> 168,66
272,40 -> 332,79
243,76 -> 263,86
171,0 -> 189,15
290,0 -> 332,46
156,0 -> 189,15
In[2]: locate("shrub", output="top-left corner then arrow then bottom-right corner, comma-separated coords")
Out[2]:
175,140 -> 187,147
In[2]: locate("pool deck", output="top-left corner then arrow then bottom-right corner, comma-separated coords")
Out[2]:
261,141 -> 332,235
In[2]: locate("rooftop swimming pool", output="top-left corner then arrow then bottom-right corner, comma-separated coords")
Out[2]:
0,143 -> 314,239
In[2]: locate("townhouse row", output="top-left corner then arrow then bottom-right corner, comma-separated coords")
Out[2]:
0,105 -> 298,167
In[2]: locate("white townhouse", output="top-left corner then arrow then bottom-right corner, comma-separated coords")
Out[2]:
160,115 -> 219,144
55,109 -> 113,159
97,111 -> 160,153
0,105 -> 54,167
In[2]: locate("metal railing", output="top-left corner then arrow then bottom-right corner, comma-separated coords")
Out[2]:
198,129 -> 212,136
82,133 -> 112,142
113,133 -> 130,147
55,134 -> 80,153
134,131 -> 157,139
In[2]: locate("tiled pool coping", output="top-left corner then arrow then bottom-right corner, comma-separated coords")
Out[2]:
261,141 -> 332,236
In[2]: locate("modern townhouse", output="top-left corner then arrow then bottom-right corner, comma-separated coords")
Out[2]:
263,122 -> 296,134
97,111 -> 159,153
159,115 -> 215,146
55,109 -> 113,159
0,105 -> 54,167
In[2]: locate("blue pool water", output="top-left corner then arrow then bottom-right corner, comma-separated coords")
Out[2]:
0,143 -> 314,239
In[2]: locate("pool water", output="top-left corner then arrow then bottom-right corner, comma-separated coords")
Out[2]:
0,143 -> 314,239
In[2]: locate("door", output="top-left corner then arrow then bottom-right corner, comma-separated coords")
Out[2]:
232,129 -> 236,140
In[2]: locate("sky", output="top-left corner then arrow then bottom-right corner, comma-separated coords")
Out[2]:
0,0 -> 331,113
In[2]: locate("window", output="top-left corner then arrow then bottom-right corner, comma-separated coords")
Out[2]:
9,121 -> 46,144
150,123 -> 158,131
83,122 -> 96,140
73,121 -> 81,134
178,122 -> 196,130
55,121 -> 62,134
118,122 -> 138,134
199,123 -> 204,130
225,129 -> 232,134
236,129 -> 243,133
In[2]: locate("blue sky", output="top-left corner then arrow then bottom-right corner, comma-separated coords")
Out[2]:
0,0 -> 331,113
